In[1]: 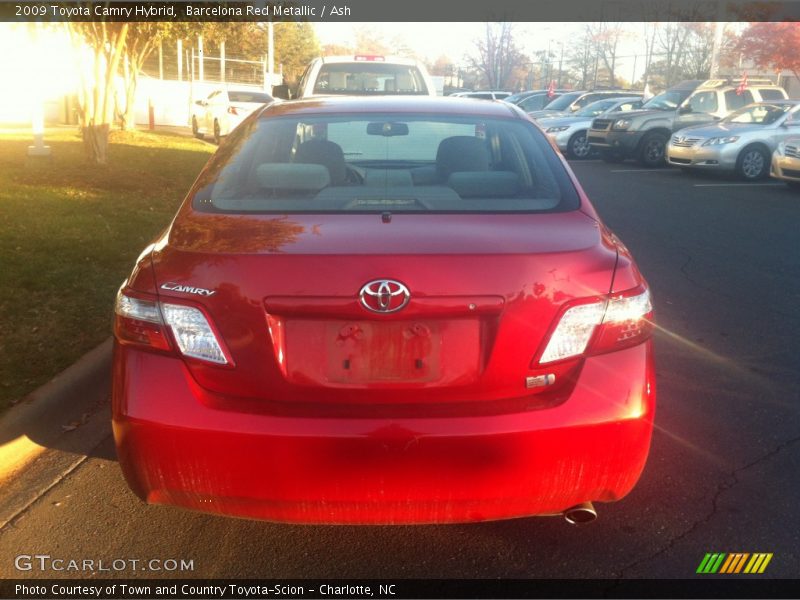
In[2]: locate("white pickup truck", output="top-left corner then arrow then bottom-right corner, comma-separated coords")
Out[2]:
287,55 -> 438,99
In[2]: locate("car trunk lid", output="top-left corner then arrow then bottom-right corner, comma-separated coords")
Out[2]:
151,211 -> 618,410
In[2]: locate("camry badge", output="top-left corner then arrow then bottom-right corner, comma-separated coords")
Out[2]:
160,282 -> 216,297
359,280 -> 410,313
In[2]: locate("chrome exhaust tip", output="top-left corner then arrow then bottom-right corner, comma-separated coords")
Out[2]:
563,501 -> 597,525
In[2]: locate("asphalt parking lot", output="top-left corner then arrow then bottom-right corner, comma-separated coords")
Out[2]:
1,160 -> 799,581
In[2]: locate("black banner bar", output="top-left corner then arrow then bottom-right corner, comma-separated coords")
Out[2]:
2,0 -> 800,22
2,579 -> 800,599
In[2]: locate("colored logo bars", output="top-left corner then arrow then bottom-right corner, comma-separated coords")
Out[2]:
696,552 -> 773,574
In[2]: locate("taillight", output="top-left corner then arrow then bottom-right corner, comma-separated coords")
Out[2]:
536,286 -> 653,365
160,303 -> 230,364
114,292 -> 171,351
591,287 -> 654,354
114,288 -> 230,366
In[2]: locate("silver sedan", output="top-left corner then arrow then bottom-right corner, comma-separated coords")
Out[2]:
667,100 -> 800,180
538,97 -> 643,159
771,137 -> 800,190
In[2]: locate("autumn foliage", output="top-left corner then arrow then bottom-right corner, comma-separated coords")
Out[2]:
735,22 -> 800,80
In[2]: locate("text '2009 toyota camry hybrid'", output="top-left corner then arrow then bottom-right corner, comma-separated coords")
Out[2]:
112,96 -> 656,526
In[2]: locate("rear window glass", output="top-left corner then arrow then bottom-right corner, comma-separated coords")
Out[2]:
518,95 -> 550,111
644,89 -> 692,110
758,88 -> 787,101
313,63 -> 428,95
543,92 -> 583,110
192,114 -> 580,214
575,98 -> 621,117
688,90 -> 718,113
724,89 -> 753,111
228,91 -> 273,103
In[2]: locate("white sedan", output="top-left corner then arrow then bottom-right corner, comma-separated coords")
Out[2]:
191,88 -> 274,143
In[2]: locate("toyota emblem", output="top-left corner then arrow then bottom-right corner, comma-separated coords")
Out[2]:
359,280 -> 410,313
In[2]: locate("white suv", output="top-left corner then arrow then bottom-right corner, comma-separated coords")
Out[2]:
293,55 -> 437,99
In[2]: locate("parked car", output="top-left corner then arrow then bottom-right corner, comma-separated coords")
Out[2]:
771,137 -> 800,189
113,96 -> 656,526
504,89 -> 571,112
526,90 -> 638,120
450,90 -> 512,100
667,101 -> 800,180
588,78 -> 788,167
539,96 -> 644,159
292,55 -> 437,98
191,88 -> 274,144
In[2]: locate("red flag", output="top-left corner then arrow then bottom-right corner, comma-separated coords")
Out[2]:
547,80 -> 556,98
736,72 -> 748,95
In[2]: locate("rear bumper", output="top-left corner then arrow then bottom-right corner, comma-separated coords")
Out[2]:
587,130 -> 642,155
112,342 -> 656,524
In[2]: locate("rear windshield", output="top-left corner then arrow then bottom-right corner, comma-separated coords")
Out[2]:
517,95 -> 548,111
228,91 -> 273,103
644,89 -> 692,110
575,98 -> 623,117
191,113 -> 580,214
542,92 -> 583,110
313,63 -> 428,95
505,92 -> 533,104
758,88 -> 787,101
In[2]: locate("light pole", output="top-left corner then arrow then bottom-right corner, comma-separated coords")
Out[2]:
267,20 -> 275,93
709,22 -> 725,79
557,41 -> 564,88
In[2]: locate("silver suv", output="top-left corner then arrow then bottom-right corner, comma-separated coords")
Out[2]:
588,78 -> 788,167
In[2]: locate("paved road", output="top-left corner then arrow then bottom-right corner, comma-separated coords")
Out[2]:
1,162 -> 799,581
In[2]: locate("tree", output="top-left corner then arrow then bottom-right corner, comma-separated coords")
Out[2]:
68,22 -> 129,164
352,26 -> 392,55
567,31 -> 595,89
644,22 -> 716,88
640,22 -> 659,88
468,23 -> 527,90
119,24 -> 170,131
588,23 -> 626,87
200,22 -> 320,87
322,43 -> 352,56
428,55 -> 453,77
273,22 -> 321,85
680,23 -> 715,80
734,22 -> 800,81
655,22 -> 692,87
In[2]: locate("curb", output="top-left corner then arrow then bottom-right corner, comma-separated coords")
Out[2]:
0,337 -> 113,483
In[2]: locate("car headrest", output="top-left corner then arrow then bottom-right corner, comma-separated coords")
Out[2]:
436,136 -> 490,179
447,171 -> 520,198
294,139 -> 347,185
395,73 -> 414,92
328,72 -> 346,89
256,163 -> 331,192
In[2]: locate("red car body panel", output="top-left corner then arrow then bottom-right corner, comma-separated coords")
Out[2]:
112,97 -> 656,524
113,341 -> 654,524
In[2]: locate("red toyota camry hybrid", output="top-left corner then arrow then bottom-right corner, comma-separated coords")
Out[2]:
112,96 -> 656,525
